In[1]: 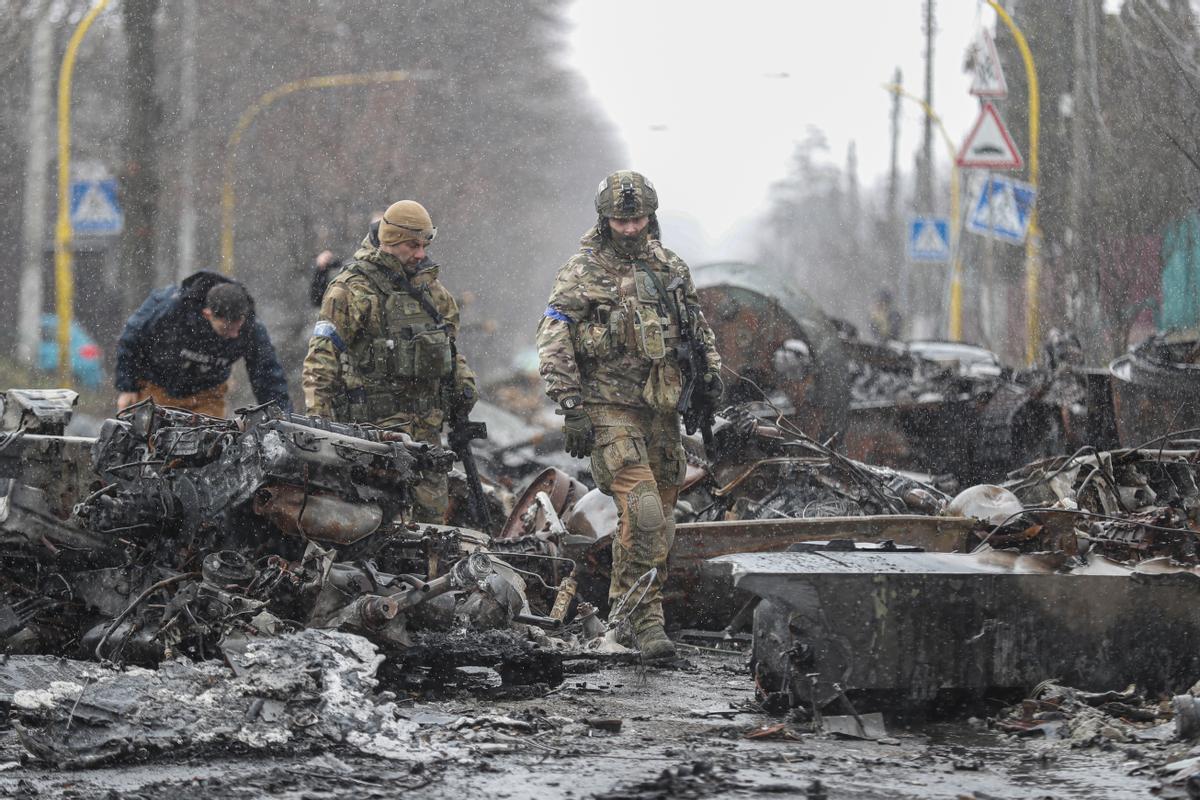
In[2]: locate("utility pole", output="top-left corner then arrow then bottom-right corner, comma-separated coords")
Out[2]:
176,0 -> 198,279
1067,0 -> 1095,355
911,0 -> 936,336
888,67 -> 907,319
119,0 -> 162,317
887,67 -> 902,230
19,4 -> 53,365
845,140 -> 862,272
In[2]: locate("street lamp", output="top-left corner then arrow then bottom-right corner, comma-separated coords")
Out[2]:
54,0 -> 112,385
985,0 -> 1041,365
219,70 -> 427,276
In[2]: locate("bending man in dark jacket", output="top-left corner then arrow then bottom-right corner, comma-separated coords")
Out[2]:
115,271 -> 291,417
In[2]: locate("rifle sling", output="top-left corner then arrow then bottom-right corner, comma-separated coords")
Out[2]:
388,268 -> 448,330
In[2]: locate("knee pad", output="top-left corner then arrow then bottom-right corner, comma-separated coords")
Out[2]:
630,480 -> 665,533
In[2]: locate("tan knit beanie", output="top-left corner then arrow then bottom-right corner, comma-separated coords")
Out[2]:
378,200 -> 435,246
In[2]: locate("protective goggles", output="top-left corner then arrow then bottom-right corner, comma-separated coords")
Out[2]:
382,215 -> 437,244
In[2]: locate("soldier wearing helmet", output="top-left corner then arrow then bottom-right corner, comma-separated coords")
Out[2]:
535,171 -> 723,661
302,200 -> 477,524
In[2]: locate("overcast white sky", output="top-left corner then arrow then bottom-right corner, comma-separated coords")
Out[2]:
565,0 -> 998,261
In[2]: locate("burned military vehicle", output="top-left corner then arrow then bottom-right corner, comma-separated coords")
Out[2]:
0,390 -> 569,677
717,431 -> 1200,717
691,262 -> 1106,485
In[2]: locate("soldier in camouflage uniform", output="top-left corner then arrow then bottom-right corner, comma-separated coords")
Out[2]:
302,200 -> 477,523
536,171 -> 723,661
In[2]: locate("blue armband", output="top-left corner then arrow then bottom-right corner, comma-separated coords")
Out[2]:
312,320 -> 346,353
543,306 -> 573,324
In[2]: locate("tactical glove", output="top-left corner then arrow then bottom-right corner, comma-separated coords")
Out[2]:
701,370 -> 724,405
557,398 -> 594,458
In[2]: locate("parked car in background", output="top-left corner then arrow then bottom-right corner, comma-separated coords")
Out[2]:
38,315 -> 103,390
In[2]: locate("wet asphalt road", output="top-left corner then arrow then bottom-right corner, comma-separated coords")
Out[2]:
0,649 -> 1167,799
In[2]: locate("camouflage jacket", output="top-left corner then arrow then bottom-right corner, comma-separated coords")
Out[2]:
536,226 -> 721,411
302,239 -> 476,431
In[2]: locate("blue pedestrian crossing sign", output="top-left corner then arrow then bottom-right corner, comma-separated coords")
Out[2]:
966,175 -> 1035,245
69,178 -> 123,235
907,216 -> 951,263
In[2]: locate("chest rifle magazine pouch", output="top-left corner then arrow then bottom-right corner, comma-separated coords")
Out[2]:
408,326 -> 453,378
632,305 -> 667,361
608,306 -> 628,354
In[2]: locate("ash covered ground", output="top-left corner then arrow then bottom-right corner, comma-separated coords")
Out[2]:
0,648 -> 1175,799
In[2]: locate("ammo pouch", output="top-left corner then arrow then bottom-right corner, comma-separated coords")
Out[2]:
342,387 -> 369,421
340,386 -> 436,424
642,359 -> 682,410
632,305 -> 667,361
576,321 -> 612,360
584,300 -> 665,361
366,326 -> 452,380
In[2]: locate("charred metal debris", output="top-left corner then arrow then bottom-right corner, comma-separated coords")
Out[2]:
691,263 -> 1118,486
0,390 -> 609,717
713,431 -> 1200,718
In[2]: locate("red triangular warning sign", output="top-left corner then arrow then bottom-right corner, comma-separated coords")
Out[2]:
956,102 -> 1023,170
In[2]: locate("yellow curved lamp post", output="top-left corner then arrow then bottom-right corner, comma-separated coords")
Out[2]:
55,0 -> 111,385
219,70 -> 417,276
883,83 -> 964,340
986,0 -> 1040,364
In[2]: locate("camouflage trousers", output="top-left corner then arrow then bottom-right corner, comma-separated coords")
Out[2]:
588,405 -> 687,633
383,419 -> 448,525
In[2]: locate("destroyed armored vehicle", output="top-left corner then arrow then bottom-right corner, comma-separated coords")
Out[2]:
715,431 -> 1200,716
0,390 -> 578,681
493,400 -> 973,629
692,262 -> 1107,485
1110,331 -> 1200,447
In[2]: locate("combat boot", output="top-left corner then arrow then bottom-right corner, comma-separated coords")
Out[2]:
636,623 -> 676,662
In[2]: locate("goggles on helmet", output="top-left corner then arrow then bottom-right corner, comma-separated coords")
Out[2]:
382,215 -> 437,244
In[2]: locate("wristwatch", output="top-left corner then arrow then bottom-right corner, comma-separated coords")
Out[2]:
560,395 -> 582,410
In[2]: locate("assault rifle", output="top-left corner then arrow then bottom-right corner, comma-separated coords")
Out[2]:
445,343 -> 492,533
387,268 -> 493,533
668,277 -> 715,451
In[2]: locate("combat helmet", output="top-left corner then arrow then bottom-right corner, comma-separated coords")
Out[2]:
595,171 -> 658,219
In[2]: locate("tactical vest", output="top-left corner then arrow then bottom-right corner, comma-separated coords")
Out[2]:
339,262 -> 453,424
573,254 -> 685,410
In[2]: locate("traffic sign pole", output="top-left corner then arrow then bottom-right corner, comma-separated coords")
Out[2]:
884,84 -> 964,340
949,169 -> 963,341
55,0 -> 111,386
986,0 -> 1041,365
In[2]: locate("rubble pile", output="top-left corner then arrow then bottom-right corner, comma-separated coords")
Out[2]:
1110,332 -> 1200,447
1,629 -> 448,769
845,337 -> 1003,407
995,442 -> 1200,561
993,681 -> 1174,745
680,403 -> 949,522
989,680 -> 1200,797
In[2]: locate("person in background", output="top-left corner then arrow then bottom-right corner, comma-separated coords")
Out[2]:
309,210 -> 386,308
310,249 -> 344,307
868,289 -> 904,342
